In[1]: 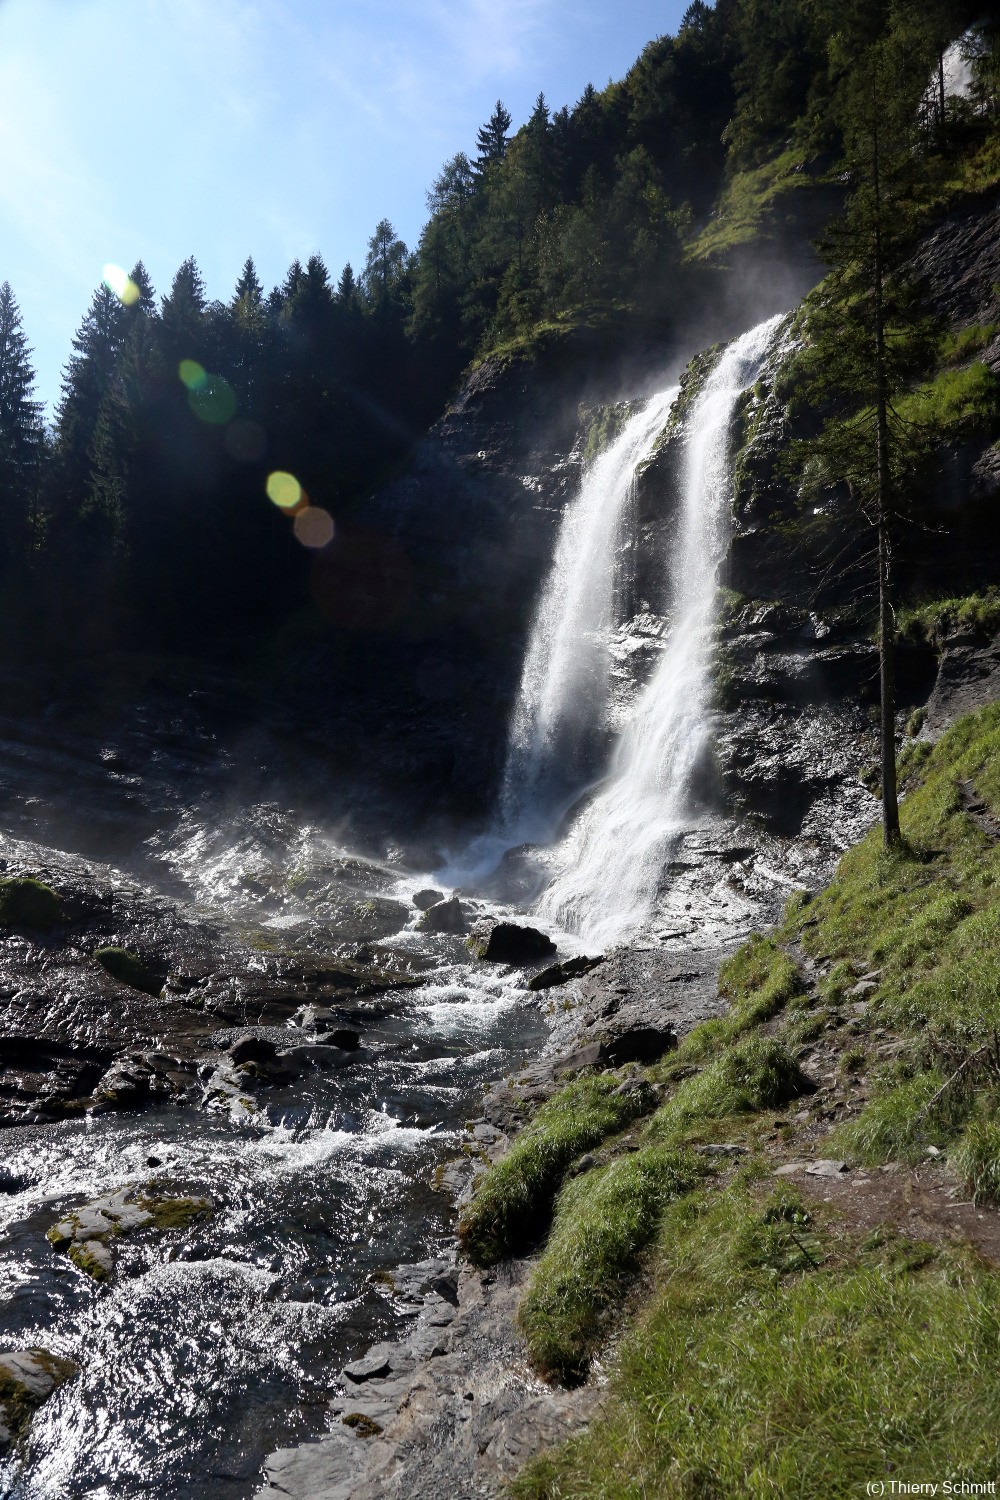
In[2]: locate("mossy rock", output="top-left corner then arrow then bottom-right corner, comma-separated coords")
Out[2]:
0,1349 -> 78,1449
93,947 -> 167,997
68,1240 -> 113,1282
0,877 -> 62,931
133,1193 -> 213,1231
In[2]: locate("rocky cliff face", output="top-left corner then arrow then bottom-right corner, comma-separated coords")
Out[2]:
353,186 -> 1000,877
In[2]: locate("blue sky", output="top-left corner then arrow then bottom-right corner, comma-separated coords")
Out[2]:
0,0 -> 693,413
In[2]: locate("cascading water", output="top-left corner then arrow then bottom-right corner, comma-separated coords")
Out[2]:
536,314 -> 786,949
500,386 -> 681,843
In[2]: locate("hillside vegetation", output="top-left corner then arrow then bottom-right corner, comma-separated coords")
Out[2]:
452,703 -> 1000,1495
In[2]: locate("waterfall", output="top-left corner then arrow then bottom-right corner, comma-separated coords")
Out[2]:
500,386 -> 681,844
536,314 -> 786,948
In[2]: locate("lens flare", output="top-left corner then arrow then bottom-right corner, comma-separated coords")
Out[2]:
178,359 -> 208,391
293,506 -> 335,549
266,472 -> 303,510
188,375 -> 237,424
102,264 -> 140,306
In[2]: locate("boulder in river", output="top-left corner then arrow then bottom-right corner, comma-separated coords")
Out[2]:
527,954 -> 603,991
0,1349 -> 78,1452
418,896 -> 467,934
412,888 -> 444,911
466,919 -> 556,964
47,1186 -> 214,1281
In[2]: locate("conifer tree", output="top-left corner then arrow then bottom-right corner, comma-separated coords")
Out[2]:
52,282 -> 125,524
232,256 -> 264,309
362,220 -> 409,310
474,100 -> 512,175
336,263 -> 360,310
160,256 -> 209,357
797,21 -> 940,846
0,282 -> 44,564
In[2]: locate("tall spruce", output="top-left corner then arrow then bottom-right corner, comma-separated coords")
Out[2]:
0,283 -> 44,564
798,20 -> 941,846
474,100 -> 512,175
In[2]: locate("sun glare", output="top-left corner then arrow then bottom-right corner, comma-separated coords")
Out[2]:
178,359 -> 208,390
102,264 -> 140,306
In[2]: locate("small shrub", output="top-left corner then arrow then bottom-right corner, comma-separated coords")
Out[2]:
458,1076 -> 655,1266
0,877 -> 62,930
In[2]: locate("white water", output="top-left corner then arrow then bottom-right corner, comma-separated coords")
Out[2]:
500,386 -> 681,842
536,314 -> 786,948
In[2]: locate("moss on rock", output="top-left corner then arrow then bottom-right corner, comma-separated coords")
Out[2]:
93,947 -> 167,997
0,877 -> 62,930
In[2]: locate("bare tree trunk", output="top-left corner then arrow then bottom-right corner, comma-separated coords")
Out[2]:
872,84 -> 901,848
938,50 -> 947,136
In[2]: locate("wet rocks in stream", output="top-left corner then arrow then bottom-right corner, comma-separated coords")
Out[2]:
255,1253 -> 599,1500
0,831 -> 427,1125
0,1349 -> 78,1453
47,1186 -> 214,1281
417,896 -> 468,934
466,919 -> 556,965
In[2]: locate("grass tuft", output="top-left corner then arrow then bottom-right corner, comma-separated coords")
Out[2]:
952,1103 -> 1000,1205
457,1075 -> 655,1266
831,1070 -> 953,1166
650,1037 -> 812,1143
517,1147 -> 704,1385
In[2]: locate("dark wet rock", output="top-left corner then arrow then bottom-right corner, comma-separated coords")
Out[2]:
227,1034 -> 278,1066
552,1041 -> 603,1077
602,1025 -> 677,1067
527,954 -> 603,991
342,1346 -> 395,1384
320,1027 -> 361,1051
276,1043 -> 362,1073
418,896 -> 467,935
467,919 -> 556,965
412,889 -> 444,911
0,1349 -> 78,1453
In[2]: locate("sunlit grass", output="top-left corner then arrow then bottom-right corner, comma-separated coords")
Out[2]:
457,1074 -> 656,1266
512,1186 -> 1000,1499
517,1146 -> 704,1384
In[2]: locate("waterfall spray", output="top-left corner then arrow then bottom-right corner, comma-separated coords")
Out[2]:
536,314 -> 786,948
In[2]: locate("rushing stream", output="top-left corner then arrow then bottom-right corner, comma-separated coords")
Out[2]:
0,805 -> 546,1499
